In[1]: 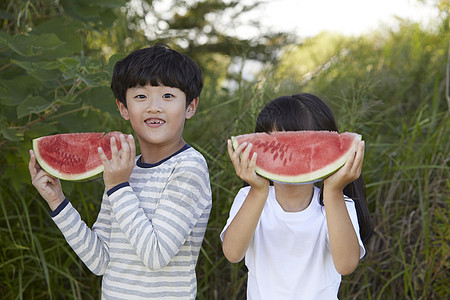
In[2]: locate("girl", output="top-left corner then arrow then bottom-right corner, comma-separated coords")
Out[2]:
220,93 -> 373,299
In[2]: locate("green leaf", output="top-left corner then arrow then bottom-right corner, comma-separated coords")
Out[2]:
61,0 -> 102,20
32,33 -> 65,52
24,122 -> 58,140
56,94 -> 80,105
82,86 -> 118,115
58,57 -> 81,70
17,96 -> 53,118
34,17 -> 83,34
56,108 -> 103,132
0,31 -> 8,48
33,18 -> 84,56
8,33 -> 65,57
12,60 -> 61,82
78,71 -> 109,87
8,34 -> 34,56
0,76 -> 42,106
78,0 -> 126,8
98,9 -> 117,27
1,127 -> 24,141
105,53 -> 126,76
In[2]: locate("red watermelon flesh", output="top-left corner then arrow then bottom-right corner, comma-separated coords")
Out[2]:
231,131 -> 361,183
33,132 -> 123,181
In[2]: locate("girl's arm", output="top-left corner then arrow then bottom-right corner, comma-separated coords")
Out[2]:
221,140 -> 270,263
323,141 -> 365,275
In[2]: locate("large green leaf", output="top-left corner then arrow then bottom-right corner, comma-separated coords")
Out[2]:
17,96 -> 53,118
8,33 -> 65,57
61,0 -> 102,21
0,76 -> 42,106
82,86 -> 118,115
56,108 -> 105,132
33,17 -> 84,57
78,71 -> 110,87
12,60 -> 62,82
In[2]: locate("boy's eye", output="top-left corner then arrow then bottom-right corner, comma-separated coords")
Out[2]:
162,93 -> 174,99
135,94 -> 146,99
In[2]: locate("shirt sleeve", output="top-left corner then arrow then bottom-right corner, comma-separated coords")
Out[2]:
107,158 -> 211,270
52,194 -> 112,275
219,186 -> 250,242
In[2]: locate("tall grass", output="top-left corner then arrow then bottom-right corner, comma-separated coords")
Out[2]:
0,22 -> 448,299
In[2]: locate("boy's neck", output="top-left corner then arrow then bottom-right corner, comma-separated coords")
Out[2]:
139,138 -> 186,164
273,183 -> 314,212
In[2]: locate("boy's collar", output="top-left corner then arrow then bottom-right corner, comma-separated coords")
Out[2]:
136,143 -> 190,168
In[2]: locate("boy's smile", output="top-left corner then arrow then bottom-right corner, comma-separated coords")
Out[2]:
117,84 -> 198,163
145,118 -> 165,127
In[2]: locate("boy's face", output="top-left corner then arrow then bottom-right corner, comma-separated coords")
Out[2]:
117,84 -> 197,158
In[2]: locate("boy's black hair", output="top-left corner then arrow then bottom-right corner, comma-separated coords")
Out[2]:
111,44 -> 203,107
255,93 -> 374,244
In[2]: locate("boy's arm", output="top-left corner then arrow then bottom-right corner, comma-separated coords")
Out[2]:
107,157 -> 211,270
51,195 -> 112,275
30,150 -> 111,275
29,150 -> 65,210
99,134 -> 211,269
323,141 -> 365,275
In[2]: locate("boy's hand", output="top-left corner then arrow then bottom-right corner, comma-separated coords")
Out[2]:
98,134 -> 136,191
29,150 -> 65,211
227,139 -> 269,190
323,140 -> 365,192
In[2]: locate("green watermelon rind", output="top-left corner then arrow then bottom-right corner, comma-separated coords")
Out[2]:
231,131 -> 362,184
32,132 -> 120,181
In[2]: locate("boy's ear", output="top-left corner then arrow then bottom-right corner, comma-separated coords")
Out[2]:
116,99 -> 129,120
186,97 -> 199,119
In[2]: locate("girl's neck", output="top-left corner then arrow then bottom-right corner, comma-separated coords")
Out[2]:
273,182 -> 314,212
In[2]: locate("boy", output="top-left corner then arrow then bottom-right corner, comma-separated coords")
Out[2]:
29,45 -> 212,299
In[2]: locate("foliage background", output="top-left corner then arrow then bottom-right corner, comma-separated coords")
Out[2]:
0,0 -> 448,299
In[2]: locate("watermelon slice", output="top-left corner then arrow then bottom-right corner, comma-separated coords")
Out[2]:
32,132 -> 123,181
231,131 -> 361,183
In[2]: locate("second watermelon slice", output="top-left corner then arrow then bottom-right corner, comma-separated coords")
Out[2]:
231,131 -> 361,183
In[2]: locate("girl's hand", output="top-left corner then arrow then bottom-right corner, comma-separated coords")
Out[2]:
323,140 -> 365,192
98,134 -> 136,191
29,150 -> 65,211
227,139 -> 269,190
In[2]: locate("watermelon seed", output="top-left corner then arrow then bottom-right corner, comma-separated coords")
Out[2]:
273,152 -> 279,160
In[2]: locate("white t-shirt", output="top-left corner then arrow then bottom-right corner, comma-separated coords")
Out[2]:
220,186 -> 365,300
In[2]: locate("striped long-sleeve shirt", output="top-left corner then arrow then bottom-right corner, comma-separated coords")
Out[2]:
51,144 -> 212,299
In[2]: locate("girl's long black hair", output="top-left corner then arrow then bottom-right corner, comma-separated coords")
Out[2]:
255,93 -> 373,244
